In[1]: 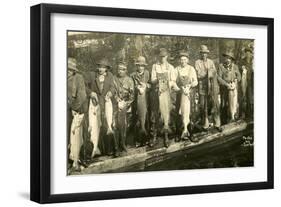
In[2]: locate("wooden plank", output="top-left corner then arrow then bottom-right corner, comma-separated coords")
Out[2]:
70,120 -> 253,175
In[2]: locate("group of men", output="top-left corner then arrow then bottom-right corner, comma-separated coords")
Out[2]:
67,44 -> 254,171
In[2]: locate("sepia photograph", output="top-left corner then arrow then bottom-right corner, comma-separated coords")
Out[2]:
67,31 -> 254,175
30,3 -> 274,203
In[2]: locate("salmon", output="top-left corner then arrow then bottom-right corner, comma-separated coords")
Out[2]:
179,86 -> 190,137
159,90 -> 171,131
88,98 -> 101,158
137,84 -> 148,135
241,67 -> 248,97
228,82 -> 238,120
156,72 -> 171,132
105,97 -> 114,135
69,112 -> 84,161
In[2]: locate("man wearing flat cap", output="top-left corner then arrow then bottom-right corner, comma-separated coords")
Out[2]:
195,45 -> 222,132
88,58 -> 118,156
150,48 -> 179,147
175,51 -> 198,142
218,51 -> 241,123
114,60 -> 135,153
67,57 -> 88,171
130,56 -> 151,147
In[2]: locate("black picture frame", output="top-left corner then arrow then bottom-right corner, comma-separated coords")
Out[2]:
30,3 -> 274,204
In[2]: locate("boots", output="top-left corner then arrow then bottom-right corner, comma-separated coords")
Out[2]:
163,130 -> 169,148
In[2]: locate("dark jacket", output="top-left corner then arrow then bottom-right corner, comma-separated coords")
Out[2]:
114,75 -> 135,107
217,63 -> 241,87
240,58 -> 254,104
195,58 -> 220,114
67,73 -> 88,113
88,71 -> 116,114
195,58 -> 220,96
130,70 -> 150,90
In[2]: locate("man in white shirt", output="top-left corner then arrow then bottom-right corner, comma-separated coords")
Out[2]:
175,51 -> 198,142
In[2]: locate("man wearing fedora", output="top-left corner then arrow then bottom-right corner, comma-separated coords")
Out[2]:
218,51 -> 241,123
130,56 -> 151,147
88,58 -> 118,156
67,57 -> 88,171
151,48 -> 179,147
114,60 -> 135,153
175,51 -> 198,142
195,45 -> 222,132
240,46 -> 254,119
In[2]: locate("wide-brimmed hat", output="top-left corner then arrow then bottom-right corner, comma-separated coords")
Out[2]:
199,45 -> 210,53
159,48 -> 169,57
117,60 -> 127,70
135,56 -> 148,66
223,51 -> 235,60
244,47 -> 253,53
68,58 -> 79,72
96,58 -> 111,68
178,50 -> 189,58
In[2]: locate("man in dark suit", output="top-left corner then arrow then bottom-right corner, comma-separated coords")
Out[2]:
88,58 -> 119,157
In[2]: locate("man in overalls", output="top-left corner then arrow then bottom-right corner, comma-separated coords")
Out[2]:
151,48 -> 179,148
175,51 -> 198,142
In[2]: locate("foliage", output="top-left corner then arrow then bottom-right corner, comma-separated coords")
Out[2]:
68,32 -> 254,74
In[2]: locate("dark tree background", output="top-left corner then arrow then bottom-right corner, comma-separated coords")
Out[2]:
68,31 -> 254,74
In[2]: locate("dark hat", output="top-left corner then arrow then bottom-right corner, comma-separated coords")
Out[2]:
222,51 -> 235,60
117,60 -> 127,69
159,48 -> 169,57
135,56 -> 148,66
68,58 -> 79,72
244,47 -> 253,53
96,58 -> 111,68
199,45 -> 210,53
178,50 -> 189,58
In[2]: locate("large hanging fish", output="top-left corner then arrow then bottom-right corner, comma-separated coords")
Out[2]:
105,97 -> 114,135
228,82 -> 238,120
241,66 -> 248,97
157,72 -> 171,131
136,82 -> 148,136
69,111 -> 84,161
179,85 -> 190,137
88,97 -> 101,158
